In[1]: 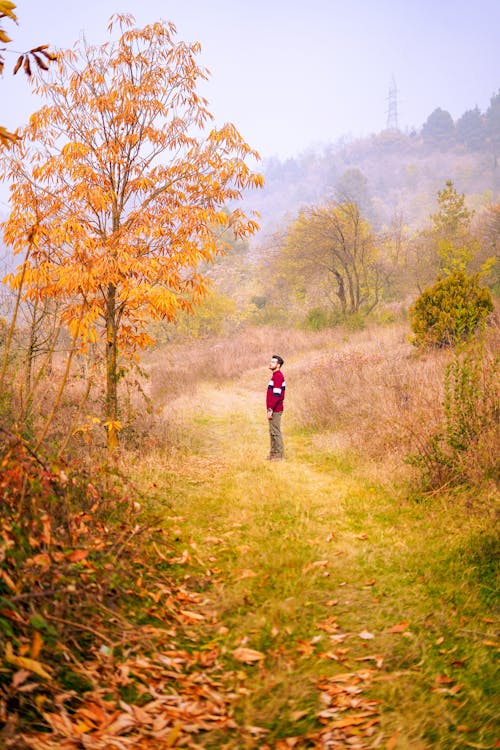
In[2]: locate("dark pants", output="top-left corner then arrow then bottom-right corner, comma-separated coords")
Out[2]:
269,411 -> 285,458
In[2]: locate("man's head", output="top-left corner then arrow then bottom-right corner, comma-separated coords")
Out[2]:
269,354 -> 284,370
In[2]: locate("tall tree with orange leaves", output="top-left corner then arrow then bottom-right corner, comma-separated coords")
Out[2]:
1,14 -> 263,449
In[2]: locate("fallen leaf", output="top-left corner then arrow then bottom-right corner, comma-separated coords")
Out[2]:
232,647 -> 265,664
27,553 -> 51,570
387,621 -> 410,633
235,569 -> 258,580
5,642 -> 52,681
327,714 -> 375,729
179,609 -> 204,621
290,710 -> 308,721
164,724 -> 183,746
303,560 -> 329,573
355,654 -> 384,668
12,669 -> 31,688
359,630 -> 375,640
296,640 -> 315,657
66,549 -> 89,563
30,631 -> 43,660
386,731 -> 399,749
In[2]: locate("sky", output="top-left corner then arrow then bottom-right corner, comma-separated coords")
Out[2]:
1,0 -> 500,167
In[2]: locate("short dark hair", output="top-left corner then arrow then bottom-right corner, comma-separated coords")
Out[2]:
272,354 -> 284,366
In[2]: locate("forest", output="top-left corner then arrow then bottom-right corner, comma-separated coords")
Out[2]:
0,6 -> 498,750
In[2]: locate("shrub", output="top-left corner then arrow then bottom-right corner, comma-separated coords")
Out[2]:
303,307 -> 331,331
409,270 -> 493,348
407,341 -> 499,489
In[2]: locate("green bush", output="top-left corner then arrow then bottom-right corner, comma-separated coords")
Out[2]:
303,307 -> 331,331
409,270 -> 493,348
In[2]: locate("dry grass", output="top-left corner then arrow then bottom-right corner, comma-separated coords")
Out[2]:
144,325 -> 336,400
288,321 -> 499,479
289,323 -> 448,455
128,359 -> 499,749
128,319 -> 500,492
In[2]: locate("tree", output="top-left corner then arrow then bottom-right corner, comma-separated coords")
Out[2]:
281,201 -> 380,316
1,15 -> 263,449
485,89 -> 500,163
334,168 -> 375,223
421,107 -> 455,147
455,106 -> 485,151
431,180 -> 478,274
473,202 -> 500,292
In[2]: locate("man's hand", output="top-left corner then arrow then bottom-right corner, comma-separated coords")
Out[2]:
267,408 -> 273,419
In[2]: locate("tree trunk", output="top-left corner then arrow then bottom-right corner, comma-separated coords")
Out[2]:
23,300 -> 39,422
105,283 -> 119,451
333,270 -> 347,314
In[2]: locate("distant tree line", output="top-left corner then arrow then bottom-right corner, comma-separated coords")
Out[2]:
422,90 -> 500,156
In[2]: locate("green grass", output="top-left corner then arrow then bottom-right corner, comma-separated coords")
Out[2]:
130,376 -> 499,749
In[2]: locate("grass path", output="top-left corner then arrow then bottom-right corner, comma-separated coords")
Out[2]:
136,362 -> 499,749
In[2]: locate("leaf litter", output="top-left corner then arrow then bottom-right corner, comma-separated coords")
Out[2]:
1,435 -> 386,749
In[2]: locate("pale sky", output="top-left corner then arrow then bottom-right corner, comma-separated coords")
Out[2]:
2,0 -> 500,165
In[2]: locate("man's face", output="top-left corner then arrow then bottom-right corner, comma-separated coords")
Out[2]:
269,358 -> 279,371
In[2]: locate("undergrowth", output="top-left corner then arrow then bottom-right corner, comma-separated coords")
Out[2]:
0,427 -> 231,748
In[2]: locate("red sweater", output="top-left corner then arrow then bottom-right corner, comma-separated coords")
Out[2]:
267,370 -> 286,412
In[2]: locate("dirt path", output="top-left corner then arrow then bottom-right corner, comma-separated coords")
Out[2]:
135,351 -> 498,750
152,366 -> 393,748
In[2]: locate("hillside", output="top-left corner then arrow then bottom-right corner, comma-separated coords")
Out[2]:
249,134 -> 498,243
246,91 -> 500,240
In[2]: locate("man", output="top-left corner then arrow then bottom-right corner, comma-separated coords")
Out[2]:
266,354 -> 286,460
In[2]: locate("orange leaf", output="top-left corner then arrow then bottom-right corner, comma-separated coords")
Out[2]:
235,569 -> 258,580
30,631 -> 43,659
66,549 -> 89,563
179,609 -> 204,622
328,714 -> 374,729
232,647 -> 265,664
387,621 -> 410,633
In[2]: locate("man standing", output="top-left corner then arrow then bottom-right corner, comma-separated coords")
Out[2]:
266,354 -> 286,460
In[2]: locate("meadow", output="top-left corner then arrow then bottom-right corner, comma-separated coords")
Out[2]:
1,319 -> 498,749
125,320 -> 498,748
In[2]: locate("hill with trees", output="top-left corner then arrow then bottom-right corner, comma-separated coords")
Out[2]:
249,89 -> 500,237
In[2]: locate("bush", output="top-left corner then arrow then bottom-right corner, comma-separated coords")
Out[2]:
409,270 -> 493,348
303,307 -> 332,331
407,342 -> 499,489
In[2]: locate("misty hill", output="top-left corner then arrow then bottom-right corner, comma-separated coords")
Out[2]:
249,90 -> 500,239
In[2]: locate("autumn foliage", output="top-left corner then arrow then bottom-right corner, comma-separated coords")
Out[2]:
1,13 -> 262,448
0,428 -> 235,747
